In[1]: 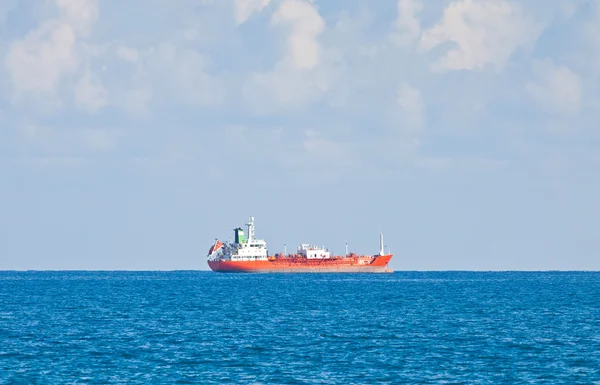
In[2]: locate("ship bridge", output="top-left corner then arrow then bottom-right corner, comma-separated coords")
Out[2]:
225,216 -> 269,261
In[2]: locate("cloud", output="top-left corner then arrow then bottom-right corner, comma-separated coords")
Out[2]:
56,0 -> 99,36
221,125 -> 359,184
80,127 -> 118,151
419,0 -> 542,72
302,129 -> 351,165
234,0 -> 271,24
75,71 -> 108,112
397,83 -> 425,129
104,40 -> 223,117
4,0 -> 598,170
271,0 -> 325,70
20,123 -> 57,151
242,0 -> 329,112
5,21 -> 79,100
123,87 -> 153,118
115,45 -> 139,62
19,122 -> 118,154
242,62 -> 335,113
134,43 -> 224,108
390,0 -> 422,46
4,0 -> 99,105
526,60 -> 582,116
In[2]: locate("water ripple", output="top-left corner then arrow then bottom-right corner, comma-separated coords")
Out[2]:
1,271 -> 599,384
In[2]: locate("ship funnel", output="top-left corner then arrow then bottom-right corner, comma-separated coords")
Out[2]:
234,227 -> 246,244
379,232 -> 385,256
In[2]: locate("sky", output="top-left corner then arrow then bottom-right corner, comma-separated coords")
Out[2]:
1,0 -> 599,271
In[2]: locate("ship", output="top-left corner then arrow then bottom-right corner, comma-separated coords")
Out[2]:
206,216 -> 394,273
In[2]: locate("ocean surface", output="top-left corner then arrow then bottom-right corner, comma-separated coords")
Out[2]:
1,271 -> 599,384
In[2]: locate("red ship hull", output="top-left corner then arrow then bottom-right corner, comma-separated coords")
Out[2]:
208,254 -> 394,273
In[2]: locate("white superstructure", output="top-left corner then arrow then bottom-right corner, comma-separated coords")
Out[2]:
209,216 -> 269,261
297,244 -> 331,259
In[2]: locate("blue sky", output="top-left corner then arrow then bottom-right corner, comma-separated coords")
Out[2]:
1,0 -> 599,270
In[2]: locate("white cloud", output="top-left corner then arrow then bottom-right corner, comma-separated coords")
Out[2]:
272,0 -> 325,70
16,121 -> 120,169
5,21 -> 79,100
300,132 -> 357,182
526,60 -> 582,116
397,83 -> 425,129
75,71 -> 108,112
123,87 -> 152,118
80,128 -> 117,151
4,0 -> 99,105
242,61 -> 335,113
4,0 -> 598,173
20,123 -> 57,150
115,45 -> 139,62
19,122 -> 117,153
141,43 -> 224,107
302,129 -> 348,161
56,0 -> 98,36
107,41 -> 223,117
242,0 -> 329,112
419,0 -> 542,72
390,0 -> 423,46
234,0 -> 271,24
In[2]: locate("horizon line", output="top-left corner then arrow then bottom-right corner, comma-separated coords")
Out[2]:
1,269 -> 599,273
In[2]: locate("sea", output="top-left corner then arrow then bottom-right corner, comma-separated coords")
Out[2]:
1,271 -> 599,384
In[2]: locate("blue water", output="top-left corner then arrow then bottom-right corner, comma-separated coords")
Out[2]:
1,272 -> 599,384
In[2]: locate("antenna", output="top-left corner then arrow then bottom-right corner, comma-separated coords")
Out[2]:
246,216 -> 255,243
